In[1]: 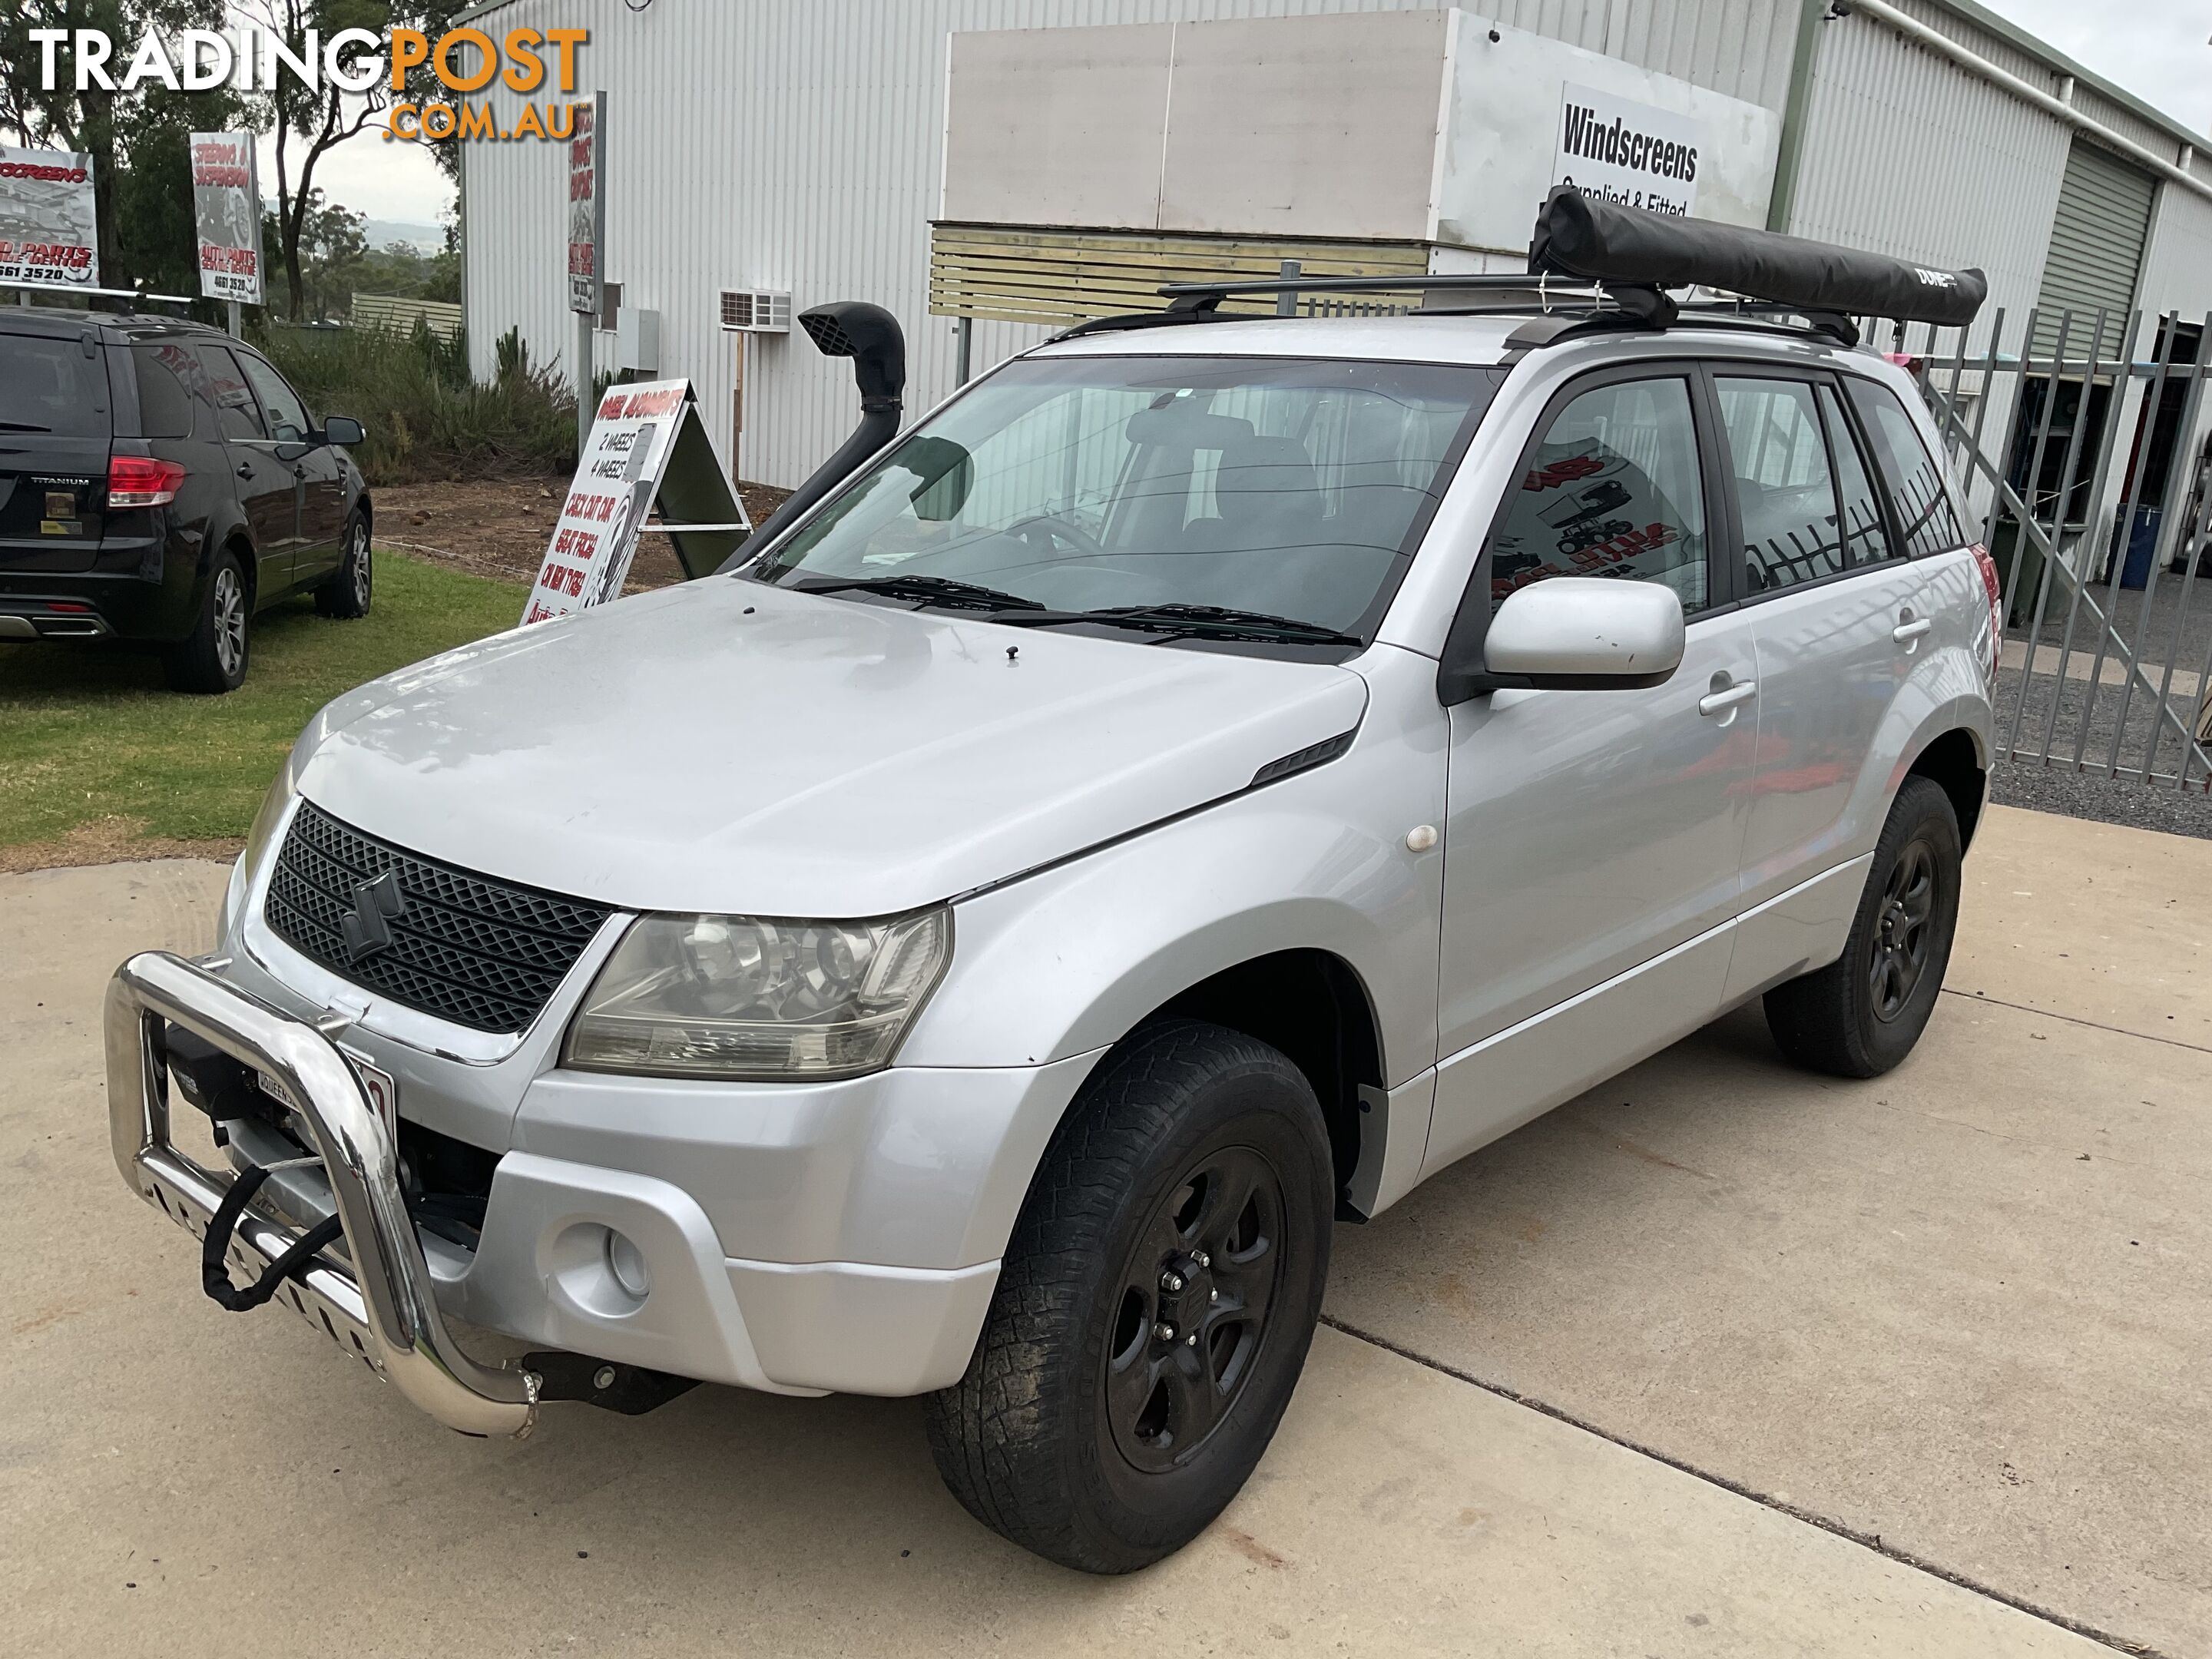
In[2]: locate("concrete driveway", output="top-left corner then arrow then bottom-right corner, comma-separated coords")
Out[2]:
2,805 -> 2204,1657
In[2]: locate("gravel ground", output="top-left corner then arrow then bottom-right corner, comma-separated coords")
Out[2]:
2008,565 -> 2212,681
376,475 -> 792,590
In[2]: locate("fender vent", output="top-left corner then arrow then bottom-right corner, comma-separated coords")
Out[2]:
1250,730 -> 1356,789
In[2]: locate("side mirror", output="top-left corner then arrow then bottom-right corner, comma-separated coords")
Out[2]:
1456,578 -> 1684,695
322,415 -> 365,447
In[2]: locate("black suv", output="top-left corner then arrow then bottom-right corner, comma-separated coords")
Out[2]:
1,309 -> 373,692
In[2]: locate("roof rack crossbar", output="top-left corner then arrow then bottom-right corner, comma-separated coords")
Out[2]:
1156,272 -> 1623,310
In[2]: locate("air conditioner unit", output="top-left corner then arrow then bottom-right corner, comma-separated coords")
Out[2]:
719,289 -> 792,333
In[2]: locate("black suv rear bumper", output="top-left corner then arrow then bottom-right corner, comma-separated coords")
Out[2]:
0,536 -> 199,644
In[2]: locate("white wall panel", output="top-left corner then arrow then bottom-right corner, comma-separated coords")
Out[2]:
2139,182 -> 2212,326
462,0 -> 1798,489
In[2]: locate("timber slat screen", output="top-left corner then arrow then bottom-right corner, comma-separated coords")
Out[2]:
928,223 -> 1432,325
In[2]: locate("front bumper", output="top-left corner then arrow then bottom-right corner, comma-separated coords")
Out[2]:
114,922 -> 1100,1421
105,949 -> 541,1437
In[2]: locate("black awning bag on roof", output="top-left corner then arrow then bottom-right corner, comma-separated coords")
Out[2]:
1529,185 -> 1987,328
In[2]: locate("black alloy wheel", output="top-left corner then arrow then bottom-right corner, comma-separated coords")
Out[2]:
927,1020 -> 1333,1574
1869,836 -> 1937,1022
1764,775 -> 1963,1078
1103,1144 -> 1285,1474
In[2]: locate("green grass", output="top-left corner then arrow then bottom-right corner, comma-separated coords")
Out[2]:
0,553 -> 528,858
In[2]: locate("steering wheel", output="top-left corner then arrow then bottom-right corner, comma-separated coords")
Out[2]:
1005,513 -> 1108,559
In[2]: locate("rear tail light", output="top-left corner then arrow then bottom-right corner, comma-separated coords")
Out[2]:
1971,541 -> 2002,678
108,454 -> 186,508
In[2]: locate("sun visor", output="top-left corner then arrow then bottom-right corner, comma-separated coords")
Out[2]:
1529,186 -> 1987,329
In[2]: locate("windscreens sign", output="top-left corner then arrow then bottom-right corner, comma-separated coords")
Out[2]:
1554,83 -> 1702,217
0,144 -> 98,289
190,132 -> 264,305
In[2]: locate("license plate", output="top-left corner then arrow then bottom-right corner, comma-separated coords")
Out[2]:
257,1051 -> 397,1139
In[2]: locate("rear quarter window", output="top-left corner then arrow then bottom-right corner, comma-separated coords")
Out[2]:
0,331 -> 110,437
1845,376 -> 1969,557
131,343 -> 198,439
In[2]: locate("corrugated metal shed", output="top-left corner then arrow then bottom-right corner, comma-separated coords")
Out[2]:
458,0 -> 2212,492
459,0 -> 1799,488
1783,2 -> 2070,326
2139,163 -> 2212,322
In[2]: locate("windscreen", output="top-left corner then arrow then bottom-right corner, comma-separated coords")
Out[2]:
753,355 -> 1505,640
0,332 -> 109,437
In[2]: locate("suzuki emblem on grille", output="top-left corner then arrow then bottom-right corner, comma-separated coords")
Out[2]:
339,869 -> 406,963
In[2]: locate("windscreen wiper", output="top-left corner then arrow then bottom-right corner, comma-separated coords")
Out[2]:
790,573 -> 1045,612
988,602 -> 1363,647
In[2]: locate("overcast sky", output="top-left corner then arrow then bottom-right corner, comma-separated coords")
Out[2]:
1980,0 -> 2210,134
281,1 -> 2212,237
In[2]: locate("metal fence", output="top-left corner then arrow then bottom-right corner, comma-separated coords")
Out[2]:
1876,305 -> 2212,793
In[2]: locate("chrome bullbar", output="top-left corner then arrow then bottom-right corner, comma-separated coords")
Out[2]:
104,949 -> 539,1438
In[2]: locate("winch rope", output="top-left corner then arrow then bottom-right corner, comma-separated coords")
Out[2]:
200,1160 -> 346,1313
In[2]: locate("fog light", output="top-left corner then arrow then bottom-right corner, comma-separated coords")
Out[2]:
604,1229 -> 651,1300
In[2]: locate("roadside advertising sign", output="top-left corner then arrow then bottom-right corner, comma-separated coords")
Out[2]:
0,144 -> 99,290
1553,82 -> 1703,218
567,91 -> 604,314
189,132 -> 265,305
525,379 -> 692,624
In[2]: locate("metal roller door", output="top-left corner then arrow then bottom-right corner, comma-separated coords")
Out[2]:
2035,137 -> 2157,346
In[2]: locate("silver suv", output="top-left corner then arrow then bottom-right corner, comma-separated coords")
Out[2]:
106,249 -> 1996,1575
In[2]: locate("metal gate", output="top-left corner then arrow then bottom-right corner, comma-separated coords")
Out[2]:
1878,304 -> 2212,792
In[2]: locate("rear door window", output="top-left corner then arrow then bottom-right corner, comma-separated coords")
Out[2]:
1488,375 -> 1710,614
131,343 -> 199,439
0,332 -> 109,437
1818,383 -> 1894,568
189,342 -> 267,440
1716,376 -> 1845,592
1846,377 -> 1969,556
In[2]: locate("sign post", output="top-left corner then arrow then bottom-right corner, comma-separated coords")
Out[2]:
567,92 -> 606,456
0,144 -> 99,291
522,379 -> 753,627
189,131 -> 264,330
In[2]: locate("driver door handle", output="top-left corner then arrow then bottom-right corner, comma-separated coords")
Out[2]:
235,462 -> 253,478
1698,680 -> 1758,717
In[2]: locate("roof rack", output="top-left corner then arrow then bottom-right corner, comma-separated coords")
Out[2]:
1050,272 -> 1678,346
1048,187 -> 1985,353
1,280 -> 196,315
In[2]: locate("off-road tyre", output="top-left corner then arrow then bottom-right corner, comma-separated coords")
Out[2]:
164,549 -> 250,694
926,1019 -> 1333,1574
1764,775 -> 1962,1078
314,512 -> 373,619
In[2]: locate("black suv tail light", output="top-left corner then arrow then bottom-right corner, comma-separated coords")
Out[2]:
108,453 -> 185,508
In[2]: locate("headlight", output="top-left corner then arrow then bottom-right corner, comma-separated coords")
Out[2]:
564,909 -> 951,1080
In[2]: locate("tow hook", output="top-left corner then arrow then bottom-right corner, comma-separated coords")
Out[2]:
521,1351 -> 700,1416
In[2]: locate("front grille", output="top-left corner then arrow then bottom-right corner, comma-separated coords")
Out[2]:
264,801 -> 612,1034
